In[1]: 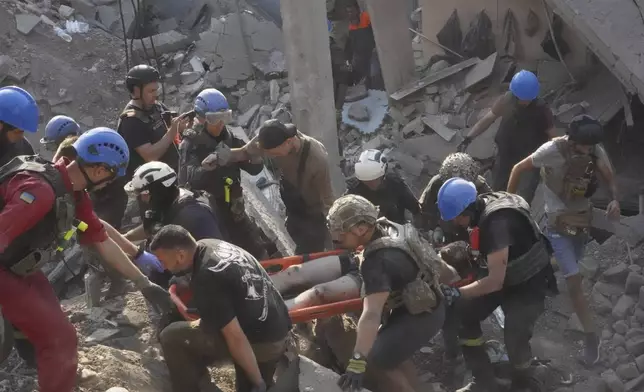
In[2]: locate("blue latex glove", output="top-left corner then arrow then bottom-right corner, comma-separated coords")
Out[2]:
135,251 -> 164,275
440,284 -> 462,307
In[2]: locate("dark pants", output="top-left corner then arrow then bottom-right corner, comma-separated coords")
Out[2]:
492,155 -> 540,205
159,321 -> 289,392
457,270 -> 547,385
370,303 -> 446,370
0,270 -> 77,392
219,197 -> 269,261
285,212 -> 330,255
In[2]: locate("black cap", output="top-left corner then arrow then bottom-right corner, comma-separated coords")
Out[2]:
257,119 -> 297,149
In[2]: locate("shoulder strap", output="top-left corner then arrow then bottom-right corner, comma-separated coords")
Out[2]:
297,138 -> 311,187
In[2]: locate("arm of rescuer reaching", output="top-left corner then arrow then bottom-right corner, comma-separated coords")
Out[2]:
595,146 -> 621,219
135,117 -> 188,162
123,224 -> 147,242
459,247 -> 508,299
353,291 -> 389,357
0,175 -> 56,253
506,155 -> 535,194
437,257 -> 460,284
95,219 -> 149,283
227,136 -> 264,165
463,94 -> 505,141
221,317 -> 265,388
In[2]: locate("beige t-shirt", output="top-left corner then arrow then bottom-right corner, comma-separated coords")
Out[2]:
247,132 -> 335,215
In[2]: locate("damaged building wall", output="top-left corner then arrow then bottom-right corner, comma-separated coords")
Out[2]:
419,0 -> 590,71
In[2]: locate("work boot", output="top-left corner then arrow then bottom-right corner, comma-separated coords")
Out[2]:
457,345 -> 499,392
580,332 -> 601,366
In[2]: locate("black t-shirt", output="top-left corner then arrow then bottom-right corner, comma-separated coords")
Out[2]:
191,239 -> 291,343
360,228 -> 418,294
345,173 -> 419,225
172,202 -> 223,241
118,104 -> 179,179
478,209 -> 538,260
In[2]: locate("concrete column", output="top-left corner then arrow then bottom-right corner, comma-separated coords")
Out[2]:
365,0 -> 416,95
280,0 -> 345,197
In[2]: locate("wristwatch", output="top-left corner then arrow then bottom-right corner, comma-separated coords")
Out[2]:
352,352 -> 365,361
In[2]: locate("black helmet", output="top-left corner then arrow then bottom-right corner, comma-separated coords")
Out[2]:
567,114 -> 603,145
125,64 -> 160,93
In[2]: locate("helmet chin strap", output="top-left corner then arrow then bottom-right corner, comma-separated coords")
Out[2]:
79,164 -> 114,192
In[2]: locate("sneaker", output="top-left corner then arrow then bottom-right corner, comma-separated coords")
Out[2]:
581,333 -> 601,366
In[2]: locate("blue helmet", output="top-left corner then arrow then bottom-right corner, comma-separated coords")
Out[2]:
509,70 -> 540,101
73,127 -> 129,177
437,177 -> 478,221
0,86 -> 39,133
194,88 -> 229,115
41,115 -> 81,144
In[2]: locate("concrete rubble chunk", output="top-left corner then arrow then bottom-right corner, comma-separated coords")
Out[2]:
639,286 -> 644,309
388,107 -> 409,125
424,98 -> 440,115
269,80 -> 280,105
601,369 -> 625,392
625,373 -> 644,392
387,149 -> 423,177
253,50 -> 286,75
594,281 -> 625,298
239,91 -> 265,113
614,295 -> 637,320
401,133 -> 458,164
179,78 -> 205,96
462,52 -> 498,91
86,328 -> 119,343
190,56 -> 205,75
299,356 -> 372,391
422,115 -> 457,142
96,5 -> 119,30
70,0 -> 97,20
626,328 -> 644,341
345,84 -> 368,102
603,263 -> 630,284
362,135 -> 393,151
626,335 -> 644,357
401,117 -> 423,136
279,93 -> 291,104
15,14 -> 41,35
614,334 -> 627,347
348,103 -> 370,122
617,363 -> 640,381
615,320 -> 630,335
591,289 -> 613,315
556,102 -> 589,124
180,71 -> 201,85
59,5 -> 75,18
626,273 -> 644,295
238,104 -> 260,128
132,31 -> 191,58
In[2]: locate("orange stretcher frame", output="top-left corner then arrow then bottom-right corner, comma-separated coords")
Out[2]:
169,250 -> 365,323
169,249 -> 476,323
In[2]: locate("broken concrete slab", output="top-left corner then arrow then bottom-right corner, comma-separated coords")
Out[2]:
422,115 -> 457,142
537,60 -> 570,95
348,103 -> 370,122
467,117 -> 501,159
15,14 -> 41,35
391,57 -> 479,101
299,356 -> 372,392
59,5 -> 75,18
96,5 -> 119,30
402,117 -> 424,136
238,91 -> 265,113
85,328 -> 119,343
249,20 -> 283,52
462,52 -> 498,91
387,149 -> 424,176
218,57 -> 253,82
253,50 -> 286,75
70,0 -> 98,20
388,107 -> 409,126
132,31 -> 191,58
179,78 -> 205,96
238,104 -> 260,128
180,71 -> 201,85
189,56 -> 205,75
555,102 -> 588,124
400,133 -> 458,164
362,135 -> 394,150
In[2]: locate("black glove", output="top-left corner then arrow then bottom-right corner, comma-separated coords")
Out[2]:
456,136 -> 472,152
140,281 -> 176,315
250,381 -> 267,392
440,284 -> 462,307
338,356 -> 367,391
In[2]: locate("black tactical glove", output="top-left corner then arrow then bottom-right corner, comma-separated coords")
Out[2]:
136,278 -> 176,315
456,136 -> 472,152
440,284 -> 462,307
338,355 -> 367,392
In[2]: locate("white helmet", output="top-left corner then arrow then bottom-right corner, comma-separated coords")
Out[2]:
354,149 -> 387,181
124,161 -> 177,193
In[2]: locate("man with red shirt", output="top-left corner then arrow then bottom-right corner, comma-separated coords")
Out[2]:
0,91 -> 173,392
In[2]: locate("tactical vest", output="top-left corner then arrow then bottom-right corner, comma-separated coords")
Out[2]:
0,156 -> 76,276
181,125 -> 243,201
479,192 -> 551,286
363,218 -> 443,320
495,96 -> 550,160
541,137 -> 595,232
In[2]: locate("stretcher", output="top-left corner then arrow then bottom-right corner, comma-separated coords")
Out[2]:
169,250 -> 365,324
169,248 -> 478,324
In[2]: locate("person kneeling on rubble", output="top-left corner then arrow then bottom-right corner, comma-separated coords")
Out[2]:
419,152 -> 492,245
179,88 -> 272,260
151,225 -> 293,392
122,161 -> 224,283
0,122 -> 174,391
345,149 -> 421,225
437,178 -> 557,392
327,194 -> 458,392
507,114 -> 620,366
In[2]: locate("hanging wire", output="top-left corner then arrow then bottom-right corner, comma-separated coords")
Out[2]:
540,0 -> 576,84
117,0 -> 130,70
